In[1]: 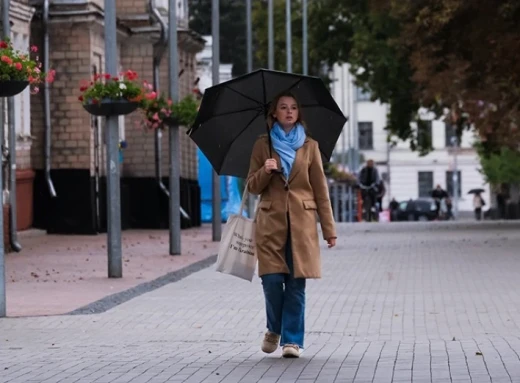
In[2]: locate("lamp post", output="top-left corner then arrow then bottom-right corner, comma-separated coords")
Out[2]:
211,0 -> 221,241
451,135 -> 459,219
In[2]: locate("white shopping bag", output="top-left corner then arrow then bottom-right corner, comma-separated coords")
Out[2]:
215,188 -> 257,282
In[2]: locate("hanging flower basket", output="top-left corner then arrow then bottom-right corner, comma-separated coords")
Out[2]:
78,70 -> 144,117
139,81 -> 199,130
83,98 -> 139,117
0,38 -> 56,96
0,80 -> 29,97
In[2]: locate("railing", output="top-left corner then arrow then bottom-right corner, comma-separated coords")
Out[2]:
329,181 -> 358,222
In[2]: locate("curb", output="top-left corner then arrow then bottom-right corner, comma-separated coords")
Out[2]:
67,254 -> 217,315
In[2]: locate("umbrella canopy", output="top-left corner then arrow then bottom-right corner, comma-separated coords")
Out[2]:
188,69 -> 347,179
468,188 -> 485,194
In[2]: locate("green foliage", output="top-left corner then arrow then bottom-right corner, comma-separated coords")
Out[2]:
140,85 -> 199,129
476,143 -> 520,186
171,95 -> 199,127
78,70 -> 143,104
0,38 -> 55,91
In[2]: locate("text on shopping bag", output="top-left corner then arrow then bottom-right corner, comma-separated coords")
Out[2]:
229,232 -> 255,256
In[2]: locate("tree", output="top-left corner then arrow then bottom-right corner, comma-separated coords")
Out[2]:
476,144 -> 520,186
382,0 -> 520,153
252,0 -> 303,73
189,0 -> 247,76
251,0 -> 356,80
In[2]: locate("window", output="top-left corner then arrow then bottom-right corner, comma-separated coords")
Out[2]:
358,122 -> 373,150
446,171 -> 462,197
445,123 -> 457,147
418,171 -> 433,198
356,87 -> 371,102
417,120 -> 432,148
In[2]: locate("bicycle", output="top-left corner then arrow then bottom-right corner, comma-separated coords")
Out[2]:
358,183 -> 379,222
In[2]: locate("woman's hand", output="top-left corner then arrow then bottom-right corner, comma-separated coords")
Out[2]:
264,158 -> 278,174
326,237 -> 336,248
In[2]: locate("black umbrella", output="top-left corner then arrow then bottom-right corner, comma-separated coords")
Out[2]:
187,69 -> 347,179
468,188 -> 485,194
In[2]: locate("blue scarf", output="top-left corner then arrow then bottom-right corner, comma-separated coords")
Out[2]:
270,122 -> 306,179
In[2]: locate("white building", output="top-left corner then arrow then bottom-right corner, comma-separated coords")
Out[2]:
330,63 -> 489,213
196,36 -> 232,92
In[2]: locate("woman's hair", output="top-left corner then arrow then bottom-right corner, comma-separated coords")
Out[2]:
266,91 -> 306,130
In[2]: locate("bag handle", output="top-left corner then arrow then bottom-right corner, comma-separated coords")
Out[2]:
238,183 -> 250,216
238,181 -> 260,219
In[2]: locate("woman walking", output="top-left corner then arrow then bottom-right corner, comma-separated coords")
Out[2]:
247,91 -> 337,358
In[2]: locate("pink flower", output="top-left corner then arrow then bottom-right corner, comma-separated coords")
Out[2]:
30,45 -> 38,53
46,69 -> 56,83
31,87 -> 40,95
1,55 -> 12,65
152,113 -> 159,121
14,62 -> 22,70
146,91 -> 157,100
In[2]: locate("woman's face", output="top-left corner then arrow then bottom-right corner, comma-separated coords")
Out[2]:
273,96 -> 299,128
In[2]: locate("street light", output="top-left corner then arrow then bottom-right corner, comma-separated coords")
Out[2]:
451,135 -> 459,219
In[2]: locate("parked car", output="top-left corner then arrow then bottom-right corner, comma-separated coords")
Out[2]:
394,198 -> 438,222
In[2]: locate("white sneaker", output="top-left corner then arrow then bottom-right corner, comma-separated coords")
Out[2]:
282,344 -> 300,358
261,331 -> 280,354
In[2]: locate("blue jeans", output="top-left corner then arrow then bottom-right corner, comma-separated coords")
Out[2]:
261,230 -> 306,348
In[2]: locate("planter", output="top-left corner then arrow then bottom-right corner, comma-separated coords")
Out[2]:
83,98 -> 139,117
0,80 -> 29,97
163,116 -> 180,127
16,169 -> 35,231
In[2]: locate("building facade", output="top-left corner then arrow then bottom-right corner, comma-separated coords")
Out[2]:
2,0 -> 204,244
331,63 -> 489,213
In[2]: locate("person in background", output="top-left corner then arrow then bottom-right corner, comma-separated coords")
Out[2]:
431,184 -> 448,218
473,192 -> 485,221
389,197 -> 399,221
376,180 -> 386,213
496,183 -> 509,219
445,197 -> 454,220
358,159 -> 381,219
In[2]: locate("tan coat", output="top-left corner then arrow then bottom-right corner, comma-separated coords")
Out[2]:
247,135 -> 336,279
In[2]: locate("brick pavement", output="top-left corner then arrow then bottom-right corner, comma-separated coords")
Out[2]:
1,221 -> 520,382
6,226 -> 219,316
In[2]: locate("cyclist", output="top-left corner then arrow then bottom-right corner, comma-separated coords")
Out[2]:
358,159 -> 381,221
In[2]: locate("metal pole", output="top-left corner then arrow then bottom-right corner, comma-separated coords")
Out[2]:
352,83 -> 359,172
302,0 -> 308,75
342,67 -> 353,223
267,0 -> 274,69
246,0 -> 252,73
104,0 -> 122,278
452,136 -> 459,219
168,0 -> 181,254
285,0 -> 292,72
2,0 -> 19,253
245,0 -> 255,217
211,0 -> 221,241
386,104 -> 391,203
346,67 -> 354,222
0,0 -> 9,317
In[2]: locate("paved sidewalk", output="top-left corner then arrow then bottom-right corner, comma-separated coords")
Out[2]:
1,221 -> 520,382
6,226 -> 219,316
